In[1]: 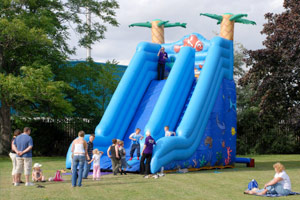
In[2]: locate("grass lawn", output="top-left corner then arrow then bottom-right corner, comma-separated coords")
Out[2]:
0,155 -> 299,200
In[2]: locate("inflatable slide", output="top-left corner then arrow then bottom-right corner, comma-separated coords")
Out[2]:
66,33 -> 237,173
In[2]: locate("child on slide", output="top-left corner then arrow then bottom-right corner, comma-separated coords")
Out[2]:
164,126 -> 176,137
129,128 -> 144,161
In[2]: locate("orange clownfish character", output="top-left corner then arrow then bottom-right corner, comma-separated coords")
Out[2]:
174,35 -> 203,53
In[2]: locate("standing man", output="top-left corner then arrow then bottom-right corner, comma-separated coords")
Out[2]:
83,134 -> 95,179
129,128 -> 144,161
13,127 -> 34,186
157,47 -> 168,80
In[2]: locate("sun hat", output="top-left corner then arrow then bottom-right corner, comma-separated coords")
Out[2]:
33,163 -> 42,168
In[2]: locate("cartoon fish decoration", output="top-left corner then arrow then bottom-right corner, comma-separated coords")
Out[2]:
174,35 -> 203,53
231,127 -> 236,136
222,140 -> 225,148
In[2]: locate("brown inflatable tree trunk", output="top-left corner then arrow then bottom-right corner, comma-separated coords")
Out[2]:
220,14 -> 235,40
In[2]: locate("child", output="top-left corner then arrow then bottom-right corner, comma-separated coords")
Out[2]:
88,149 -> 103,180
164,126 -> 176,137
129,128 -> 143,161
32,163 -> 45,182
118,141 -> 128,175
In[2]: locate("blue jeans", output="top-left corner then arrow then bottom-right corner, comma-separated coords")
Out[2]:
266,183 -> 291,195
130,144 -> 140,157
83,160 -> 91,178
72,155 -> 85,187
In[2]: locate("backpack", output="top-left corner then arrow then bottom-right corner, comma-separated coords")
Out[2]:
248,179 -> 258,190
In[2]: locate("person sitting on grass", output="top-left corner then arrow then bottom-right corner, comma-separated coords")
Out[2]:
129,128 -> 143,161
245,162 -> 291,196
32,163 -> 45,182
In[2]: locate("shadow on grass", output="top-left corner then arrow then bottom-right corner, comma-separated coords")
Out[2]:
173,160 -> 300,174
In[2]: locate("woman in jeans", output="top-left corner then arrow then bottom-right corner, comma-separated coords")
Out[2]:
245,162 -> 292,195
71,130 -> 89,187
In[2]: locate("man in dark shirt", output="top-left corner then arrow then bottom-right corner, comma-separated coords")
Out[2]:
83,134 -> 95,179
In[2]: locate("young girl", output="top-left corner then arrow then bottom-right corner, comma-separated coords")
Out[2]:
32,163 -> 45,182
88,149 -> 103,180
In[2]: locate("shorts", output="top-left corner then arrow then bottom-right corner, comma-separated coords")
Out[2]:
16,157 -> 32,175
120,158 -> 127,168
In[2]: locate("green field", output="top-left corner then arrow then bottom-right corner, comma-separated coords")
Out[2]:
0,155 -> 299,200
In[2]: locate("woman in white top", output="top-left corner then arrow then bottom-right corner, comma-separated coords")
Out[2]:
71,131 -> 89,187
246,162 -> 291,195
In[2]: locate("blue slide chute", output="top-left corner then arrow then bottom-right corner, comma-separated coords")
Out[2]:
150,37 -> 234,173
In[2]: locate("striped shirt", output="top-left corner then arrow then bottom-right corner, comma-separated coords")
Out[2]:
87,141 -> 93,160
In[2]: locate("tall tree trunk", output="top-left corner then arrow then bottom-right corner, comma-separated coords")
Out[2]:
151,20 -> 164,44
0,101 -> 11,155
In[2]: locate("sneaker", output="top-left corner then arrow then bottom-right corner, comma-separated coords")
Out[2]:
14,182 -> 20,186
143,175 -> 149,179
25,182 -> 34,186
153,174 -> 159,179
129,157 -> 133,161
137,157 -> 139,160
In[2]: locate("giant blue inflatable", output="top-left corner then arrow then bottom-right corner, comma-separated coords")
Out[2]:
66,33 -> 237,173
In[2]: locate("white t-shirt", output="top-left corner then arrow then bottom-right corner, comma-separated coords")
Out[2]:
92,153 -> 102,166
165,130 -> 176,137
274,170 -> 291,190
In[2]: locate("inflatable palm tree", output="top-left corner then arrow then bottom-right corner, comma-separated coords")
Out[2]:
129,20 -> 187,44
200,13 -> 256,40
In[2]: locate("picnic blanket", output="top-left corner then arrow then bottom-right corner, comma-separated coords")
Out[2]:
259,192 -> 300,197
245,191 -> 300,197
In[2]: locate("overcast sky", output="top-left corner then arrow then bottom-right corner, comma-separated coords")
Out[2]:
69,0 -> 285,65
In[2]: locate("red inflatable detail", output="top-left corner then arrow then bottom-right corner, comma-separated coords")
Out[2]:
173,35 -> 204,53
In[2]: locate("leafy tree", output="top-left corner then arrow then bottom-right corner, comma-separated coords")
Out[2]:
233,42 -> 246,82
240,0 -> 299,126
0,65 -> 74,153
55,59 -> 121,134
0,0 -> 119,154
237,0 -> 300,154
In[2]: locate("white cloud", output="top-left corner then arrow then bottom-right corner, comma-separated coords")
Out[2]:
69,0 -> 285,65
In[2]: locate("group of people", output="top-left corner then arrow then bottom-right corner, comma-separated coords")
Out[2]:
70,126 -> 176,186
9,126 -> 293,196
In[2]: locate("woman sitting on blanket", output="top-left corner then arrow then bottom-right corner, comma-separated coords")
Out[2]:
245,162 -> 291,196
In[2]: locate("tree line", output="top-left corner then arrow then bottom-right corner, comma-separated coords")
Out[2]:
1,0 -> 299,155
